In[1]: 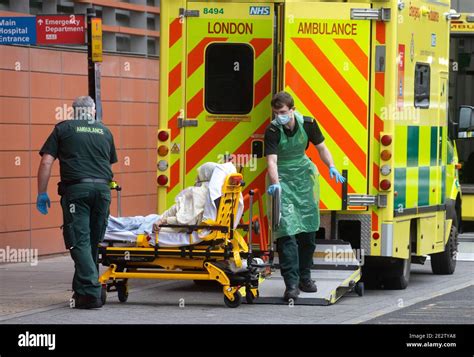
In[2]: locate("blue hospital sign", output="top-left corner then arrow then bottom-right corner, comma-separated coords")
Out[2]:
0,17 -> 36,44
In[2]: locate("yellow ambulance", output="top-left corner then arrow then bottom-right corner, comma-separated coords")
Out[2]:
450,12 -> 474,228
157,0 -> 461,290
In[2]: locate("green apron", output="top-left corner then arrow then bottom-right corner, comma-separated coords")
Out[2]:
271,112 -> 320,239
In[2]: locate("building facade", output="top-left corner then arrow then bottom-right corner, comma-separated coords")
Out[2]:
0,0 -> 160,256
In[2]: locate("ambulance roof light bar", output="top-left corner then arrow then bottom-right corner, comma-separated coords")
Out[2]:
351,8 -> 391,22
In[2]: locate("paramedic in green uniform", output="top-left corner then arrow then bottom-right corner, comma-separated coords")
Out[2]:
36,96 -> 118,309
264,91 -> 345,302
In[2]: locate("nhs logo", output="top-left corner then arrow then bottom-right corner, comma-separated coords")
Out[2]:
249,6 -> 270,15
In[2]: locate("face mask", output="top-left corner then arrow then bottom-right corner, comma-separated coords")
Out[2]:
276,113 -> 291,125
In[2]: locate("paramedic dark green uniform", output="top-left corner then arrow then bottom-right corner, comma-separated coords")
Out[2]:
40,118 -> 117,299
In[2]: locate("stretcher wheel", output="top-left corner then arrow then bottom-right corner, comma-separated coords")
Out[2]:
224,291 -> 242,308
101,285 -> 107,305
117,281 -> 128,303
245,288 -> 259,304
355,281 -> 364,297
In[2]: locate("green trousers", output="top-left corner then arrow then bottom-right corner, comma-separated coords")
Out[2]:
276,232 -> 316,287
60,183 -> 111,299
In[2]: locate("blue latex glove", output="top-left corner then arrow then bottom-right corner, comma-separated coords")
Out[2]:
330,166 -> 346,184
36,192 -> 51,215
267,183 -> 281,196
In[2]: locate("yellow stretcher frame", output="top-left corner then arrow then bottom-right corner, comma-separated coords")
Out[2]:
98,173 -> 261,308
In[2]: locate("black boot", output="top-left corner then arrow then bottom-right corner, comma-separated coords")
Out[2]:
283,285 -> 300,302
299,279 -> 318,293
72,292 -> 103,309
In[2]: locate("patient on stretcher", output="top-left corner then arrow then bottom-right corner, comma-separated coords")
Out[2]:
104,162 -> 243,247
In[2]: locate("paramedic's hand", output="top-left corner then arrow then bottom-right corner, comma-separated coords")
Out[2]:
153,219 -> 164,232
330,166 -> 346,184
36,192 -> 51,215
267,183 -> 281,196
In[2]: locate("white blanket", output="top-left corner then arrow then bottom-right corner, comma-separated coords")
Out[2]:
104,162 -> 244,247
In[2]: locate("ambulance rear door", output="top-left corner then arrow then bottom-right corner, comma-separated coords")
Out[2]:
283,2 -> 372,211
173,1 -> 275,202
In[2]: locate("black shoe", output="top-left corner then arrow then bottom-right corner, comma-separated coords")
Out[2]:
283,285 -> 300,302
299,279 -> 318,293
72,292 -> 103,309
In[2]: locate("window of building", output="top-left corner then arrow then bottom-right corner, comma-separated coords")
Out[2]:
116,34 -> 131,53
414,63 -> 430,109
205,43 -> 254,115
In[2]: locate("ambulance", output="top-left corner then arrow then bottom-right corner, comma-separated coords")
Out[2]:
157,0 -> 461,290
450,12 -> 474,228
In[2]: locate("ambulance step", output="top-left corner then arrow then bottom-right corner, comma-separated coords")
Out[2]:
253,240 -> 362,305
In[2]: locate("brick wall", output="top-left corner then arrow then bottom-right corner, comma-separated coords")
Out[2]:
0,45 -> 159,255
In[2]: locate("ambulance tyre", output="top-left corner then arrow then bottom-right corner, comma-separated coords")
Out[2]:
354,281 -> 364,297
382,255 -> 411,290
431,224 -> 457,275
224,291 -> 242,308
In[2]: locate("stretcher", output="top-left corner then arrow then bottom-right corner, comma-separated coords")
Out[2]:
98,172 -> 267,308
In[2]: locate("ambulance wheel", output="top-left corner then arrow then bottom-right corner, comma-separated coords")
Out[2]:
354,282 -> 364,297
224,291 -> 242,308
117,281 -> 128,303
382,255 -> 411,290
101,285 -> 107,305
431,224 -> 458,275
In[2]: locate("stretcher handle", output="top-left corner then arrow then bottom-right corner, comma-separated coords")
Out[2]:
109,181 -> 122,217
247,190 -> 254,266
270,186 -> 281,254
159,224 -> 229,234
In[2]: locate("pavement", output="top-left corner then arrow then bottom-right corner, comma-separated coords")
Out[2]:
0,252 -> 472,324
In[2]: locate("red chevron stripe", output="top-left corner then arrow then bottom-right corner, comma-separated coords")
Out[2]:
285,62 -> 367,177
371,210 -> 379,231
374,114 -> 384,142
187,37 -> 227,78
186,121 -> 239,174
372,162 -> 379,190
254,70 -> 272,108
292,37 -> 368,129
169,17 -> 182,48
250,38 -> 272,59
375,72 -> 385,97
168,160 -> 180,193
333,38 -> 368,80
186,89 -> 204,119
376,22 -> 386,45
168,62 -> 181,96
168,111 -> 180,141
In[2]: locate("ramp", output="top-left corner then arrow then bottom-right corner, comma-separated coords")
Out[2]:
249,240 -> 363,305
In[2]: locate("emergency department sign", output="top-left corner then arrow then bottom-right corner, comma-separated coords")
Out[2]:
36,14 -> 85,45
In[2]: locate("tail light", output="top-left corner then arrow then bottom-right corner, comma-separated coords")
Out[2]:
158,145 -> 169,156
381,135 -> 392,146
157,175 -> 168,186
380,179 -> 391,190
158,131 -> 169,141
381,150 -> 392,161
372,232 -> 380,240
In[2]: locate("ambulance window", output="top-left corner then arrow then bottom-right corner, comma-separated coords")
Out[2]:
414,64 -> 430,109
205,43 -> 254,114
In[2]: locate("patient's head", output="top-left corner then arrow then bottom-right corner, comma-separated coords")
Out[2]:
196,162 -> 218,185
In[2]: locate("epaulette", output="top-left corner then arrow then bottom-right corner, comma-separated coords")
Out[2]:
303,116 -> 314,123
